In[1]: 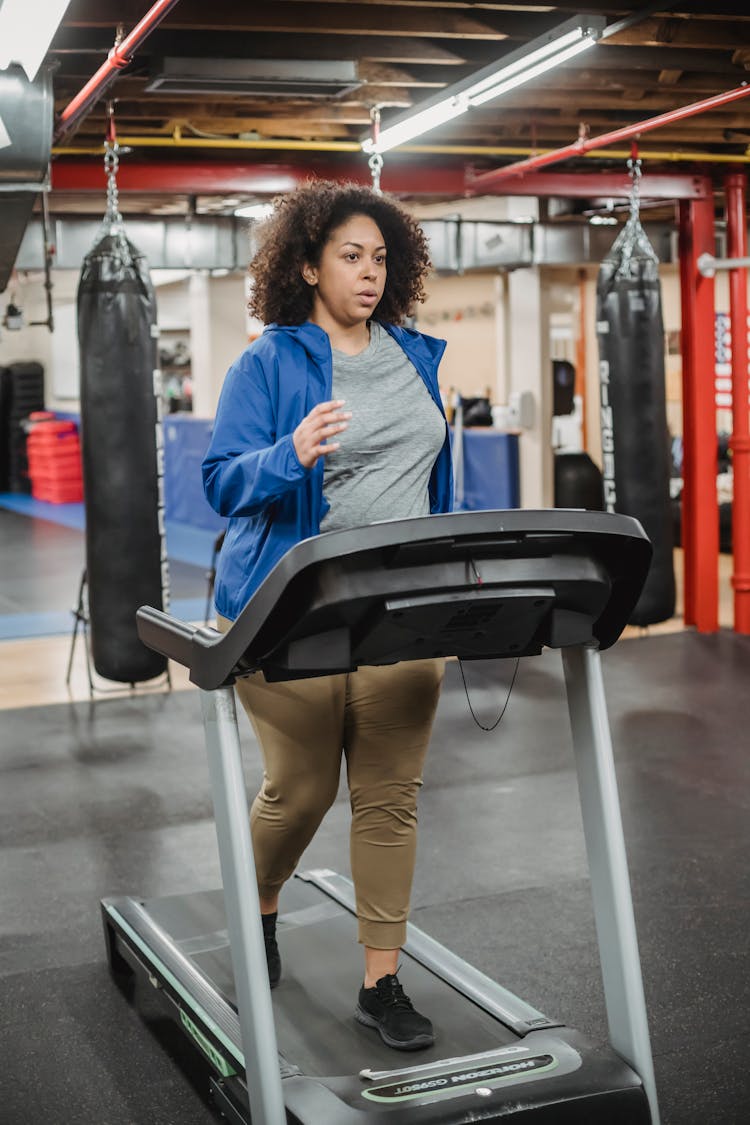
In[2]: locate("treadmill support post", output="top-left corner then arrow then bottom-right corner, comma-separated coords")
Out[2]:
200,687 -> 287,1125
562,645 -> 660,1125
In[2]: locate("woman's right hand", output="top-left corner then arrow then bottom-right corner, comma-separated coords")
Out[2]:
293,400 -> 351,468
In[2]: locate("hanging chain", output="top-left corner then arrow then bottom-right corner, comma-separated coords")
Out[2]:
103,101 -> 122,226
368,105 -> 384,194
369,152 -> 383,194
627,140 -> 642,224
102,27 -> 125,228
104,142 -> 121,222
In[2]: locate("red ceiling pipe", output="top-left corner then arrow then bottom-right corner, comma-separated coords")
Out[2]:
678,194 -> 719,632
49,162 -> 710,201
467,84 -> 750,192
48,158 -> 492,197
54,0 -> 183,142
725,172 -> 750,634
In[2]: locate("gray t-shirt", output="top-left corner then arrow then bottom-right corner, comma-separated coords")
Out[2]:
320,322 -> 446,533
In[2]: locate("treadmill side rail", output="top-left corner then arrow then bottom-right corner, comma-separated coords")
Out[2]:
298,869 -> 559,1036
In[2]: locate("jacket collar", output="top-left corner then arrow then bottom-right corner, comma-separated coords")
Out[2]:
380,321 -> 446,367
265,319 -> 446,368
264,320 -> 331,363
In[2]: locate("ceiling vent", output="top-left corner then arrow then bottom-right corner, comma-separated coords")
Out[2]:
145,58 -> 362,98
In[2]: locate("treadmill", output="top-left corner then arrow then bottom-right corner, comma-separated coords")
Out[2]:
102,509 -> 660,1125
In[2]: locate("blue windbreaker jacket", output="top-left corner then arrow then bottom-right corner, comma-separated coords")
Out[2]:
202,320 -> 453,621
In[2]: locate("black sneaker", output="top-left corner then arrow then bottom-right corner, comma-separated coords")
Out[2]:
356,973 -> 434,1050
261,912 -> 281,988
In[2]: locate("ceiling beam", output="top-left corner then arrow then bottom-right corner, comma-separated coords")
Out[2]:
606,17 -> 750,50
63,1 -> 514,40
52,28 -> 470,65
51,32 -> 747,75
382,62 -> 749,93
358,61 -> 442,87
658,68 -> 685,84
75,79 -> 741,117
432,116 -> 750,141
523,44 -> 746,72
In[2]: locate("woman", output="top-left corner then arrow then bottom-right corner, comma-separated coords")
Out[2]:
202,180 -> 452,1051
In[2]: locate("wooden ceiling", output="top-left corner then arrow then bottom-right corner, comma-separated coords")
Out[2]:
47,1 -> 750,211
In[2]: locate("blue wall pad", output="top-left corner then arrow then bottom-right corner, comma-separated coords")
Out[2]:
2,413 -> 226,535
0,597 -> 211,641
163,522 -> 219,568
456,429 -> 520,511
162,415 -> 226,532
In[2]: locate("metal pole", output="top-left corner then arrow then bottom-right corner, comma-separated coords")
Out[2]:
697,253 -> 750,278
562,646 -> 660,1125
724,172 -> 750,634
678,195 -> 719,631
467,83 -> 750,192
200,687 -> 287,1125
54,0 -> 182,141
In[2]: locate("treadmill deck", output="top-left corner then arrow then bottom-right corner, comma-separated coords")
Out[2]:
102,873 -> 651,1123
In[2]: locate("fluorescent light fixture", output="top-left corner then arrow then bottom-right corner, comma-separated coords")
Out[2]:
468,37 -> 596,106
234,203 -> 274,221
362,13 -> 605,155
465,26 -> 587,101
0,0 -> 70,82
362,97 -> 468,155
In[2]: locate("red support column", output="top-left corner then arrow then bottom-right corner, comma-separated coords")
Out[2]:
678,193 -> 719,631
724,172 -> 750,633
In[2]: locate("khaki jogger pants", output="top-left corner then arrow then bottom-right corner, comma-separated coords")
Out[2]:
218,617 -> 445,949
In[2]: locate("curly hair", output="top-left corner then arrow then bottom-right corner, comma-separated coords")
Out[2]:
248,180 -> 432,325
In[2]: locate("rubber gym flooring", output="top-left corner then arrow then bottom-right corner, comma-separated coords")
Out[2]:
1,509 -> 749,1124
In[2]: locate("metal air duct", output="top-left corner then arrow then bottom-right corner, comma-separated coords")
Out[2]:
0,64 -> 53,292
145,58 -> 361,98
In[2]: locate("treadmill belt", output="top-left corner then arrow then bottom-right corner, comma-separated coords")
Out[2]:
142,877 -> 519,1077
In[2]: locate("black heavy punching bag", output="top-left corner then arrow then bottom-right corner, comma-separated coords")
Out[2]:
596,183 -> 675,626
77,182 -> 168,682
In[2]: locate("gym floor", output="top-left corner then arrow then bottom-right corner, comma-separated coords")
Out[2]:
0,503 -> 748,1125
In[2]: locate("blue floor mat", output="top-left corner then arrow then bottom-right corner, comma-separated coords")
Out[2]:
0,493 -> 86,529
0,598 -> 210,641
0,496 -> 217,639
0,494 -> 220,568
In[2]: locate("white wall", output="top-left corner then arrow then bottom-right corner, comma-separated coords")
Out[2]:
200,272 -> 252,416
126,270 -> 249,419
0,270 -> 80,409
505,268 -> 553,507
0,267 -> 250,416
417,271 -> 501,402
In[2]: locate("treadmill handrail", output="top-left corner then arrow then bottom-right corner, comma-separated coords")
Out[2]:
136,606 -> 200,666
136,510 -> 651,690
